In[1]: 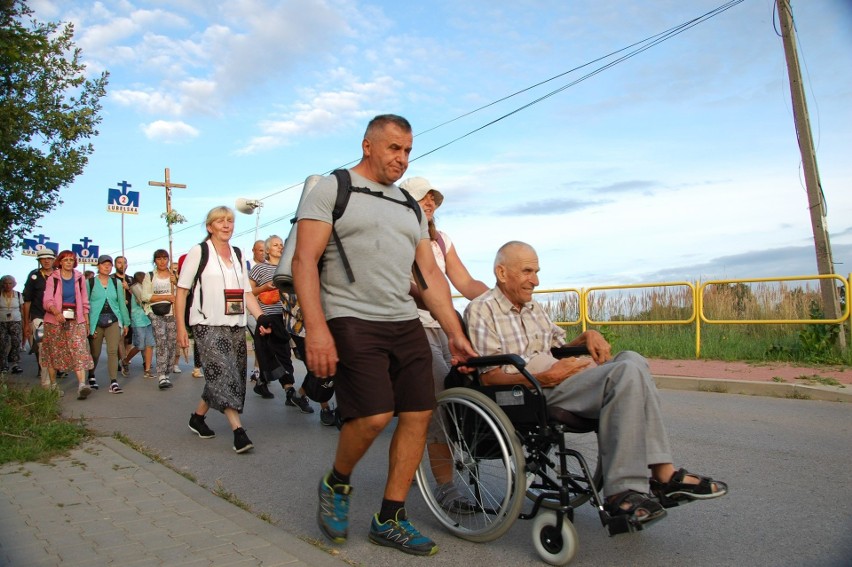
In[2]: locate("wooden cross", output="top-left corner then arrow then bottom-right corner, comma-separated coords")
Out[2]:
148,167 -> 187,263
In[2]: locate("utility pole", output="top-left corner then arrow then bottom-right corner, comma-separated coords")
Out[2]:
776,0 -> 845,348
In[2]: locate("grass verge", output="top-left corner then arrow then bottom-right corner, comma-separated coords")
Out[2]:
0,380 -> 87,465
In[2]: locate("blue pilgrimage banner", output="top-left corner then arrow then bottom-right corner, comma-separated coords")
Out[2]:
71,237 -> 99,265
107,180 -> 140,214
22,234 -> 60,257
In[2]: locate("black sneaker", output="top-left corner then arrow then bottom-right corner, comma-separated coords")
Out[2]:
233,427 -> 253,453
285,388 -> 315,414
253,382 -> 274,399
320,407 -> 337,426
88,376 -> 99,390
10,365 -> 23,374
188,413 -> 215,438
368,509 -> 438,556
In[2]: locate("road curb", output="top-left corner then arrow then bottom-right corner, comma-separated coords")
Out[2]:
654,374 -> 851,402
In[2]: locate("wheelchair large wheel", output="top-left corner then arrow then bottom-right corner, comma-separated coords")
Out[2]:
416,387 -> 526,542
526,429 -> 602,510
532,511 -> 579,566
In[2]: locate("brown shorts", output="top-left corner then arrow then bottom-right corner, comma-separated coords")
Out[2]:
328,317 -> 434,420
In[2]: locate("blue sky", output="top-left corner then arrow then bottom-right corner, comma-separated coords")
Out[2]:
3,0 -> 851,291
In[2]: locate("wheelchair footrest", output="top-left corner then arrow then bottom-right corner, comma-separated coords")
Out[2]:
603,510 -> 665,536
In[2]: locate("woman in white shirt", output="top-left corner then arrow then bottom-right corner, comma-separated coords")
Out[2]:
0,275 -> 25,374
141,249 -> 178,390
176,206 -> 270,454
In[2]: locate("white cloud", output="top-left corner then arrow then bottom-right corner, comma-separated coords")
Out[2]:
142,120 -> 199,142
236,75 -> 402,154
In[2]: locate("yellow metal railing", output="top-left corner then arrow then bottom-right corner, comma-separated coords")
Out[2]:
475,274 -> 852,358
697,274 -> 850,357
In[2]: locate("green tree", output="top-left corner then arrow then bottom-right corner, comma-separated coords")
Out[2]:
0,0 -> 108,258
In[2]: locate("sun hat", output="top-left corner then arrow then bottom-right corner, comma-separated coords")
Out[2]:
302,373 -> 335,404
399,177 -> 444,207
36,248 -> 56,259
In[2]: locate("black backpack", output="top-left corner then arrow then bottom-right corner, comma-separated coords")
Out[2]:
326,169 -> 425,286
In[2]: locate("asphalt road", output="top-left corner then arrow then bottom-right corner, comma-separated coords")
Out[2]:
52,355 -> 851,567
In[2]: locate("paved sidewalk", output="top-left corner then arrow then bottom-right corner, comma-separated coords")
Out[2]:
0,436 -> 342,567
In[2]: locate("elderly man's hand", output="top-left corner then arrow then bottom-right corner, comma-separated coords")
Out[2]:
581,330 -> 612,364
538,356 -> 593,387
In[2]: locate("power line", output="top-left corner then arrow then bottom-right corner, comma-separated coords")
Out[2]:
113,0 -> 746,256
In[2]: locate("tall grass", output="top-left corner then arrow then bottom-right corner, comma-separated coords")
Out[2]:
0,381 -> 87,464
532,280 -> 850,365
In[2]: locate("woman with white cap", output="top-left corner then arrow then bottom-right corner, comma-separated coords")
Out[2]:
399,176 -> 489,513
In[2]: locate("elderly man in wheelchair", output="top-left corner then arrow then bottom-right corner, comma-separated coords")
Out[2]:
415,241 -> 726,565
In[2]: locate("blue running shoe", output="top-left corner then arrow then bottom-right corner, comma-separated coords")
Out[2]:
368,509 -> 438,556
317,471 -> 352,543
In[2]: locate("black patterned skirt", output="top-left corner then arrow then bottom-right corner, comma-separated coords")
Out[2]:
193,325 -> 247,413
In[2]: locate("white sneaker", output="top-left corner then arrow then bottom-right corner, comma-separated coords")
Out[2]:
173,365 -> 182,373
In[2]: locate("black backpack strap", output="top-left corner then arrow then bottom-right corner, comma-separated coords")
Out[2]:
325,170 -> 425,287
330,169 -> 356,283
189,242 -> 210,324
399,186 -> 428,291
398,187 -> 423,224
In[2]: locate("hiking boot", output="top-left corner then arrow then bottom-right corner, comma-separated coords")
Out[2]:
368,509 -> 438,556
286,388 -> 314,414
77,383 -> 92,400
233,427 -> 253,453
158,375 -> 172,390
317,471 -> 352,543
253,382 -> 274,399
320,407 -> 337,427
188,413 -> 215,438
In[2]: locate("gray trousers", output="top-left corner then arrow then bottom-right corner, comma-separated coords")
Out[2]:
545,351 -> 672,497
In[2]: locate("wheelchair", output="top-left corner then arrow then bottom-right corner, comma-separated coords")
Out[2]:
416,347 -> 641,565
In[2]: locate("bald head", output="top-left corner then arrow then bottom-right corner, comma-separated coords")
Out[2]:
252,240 -> 265,262
494,241 -> 540,309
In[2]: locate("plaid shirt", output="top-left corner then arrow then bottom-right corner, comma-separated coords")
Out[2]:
464,287 -> 566,374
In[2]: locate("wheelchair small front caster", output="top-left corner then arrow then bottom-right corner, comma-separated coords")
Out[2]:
532,511 -> 579,565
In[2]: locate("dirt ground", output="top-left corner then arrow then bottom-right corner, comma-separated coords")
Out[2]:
647,358 -> 852,385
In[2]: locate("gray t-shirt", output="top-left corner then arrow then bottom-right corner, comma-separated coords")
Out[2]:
297,170 -> 429,322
